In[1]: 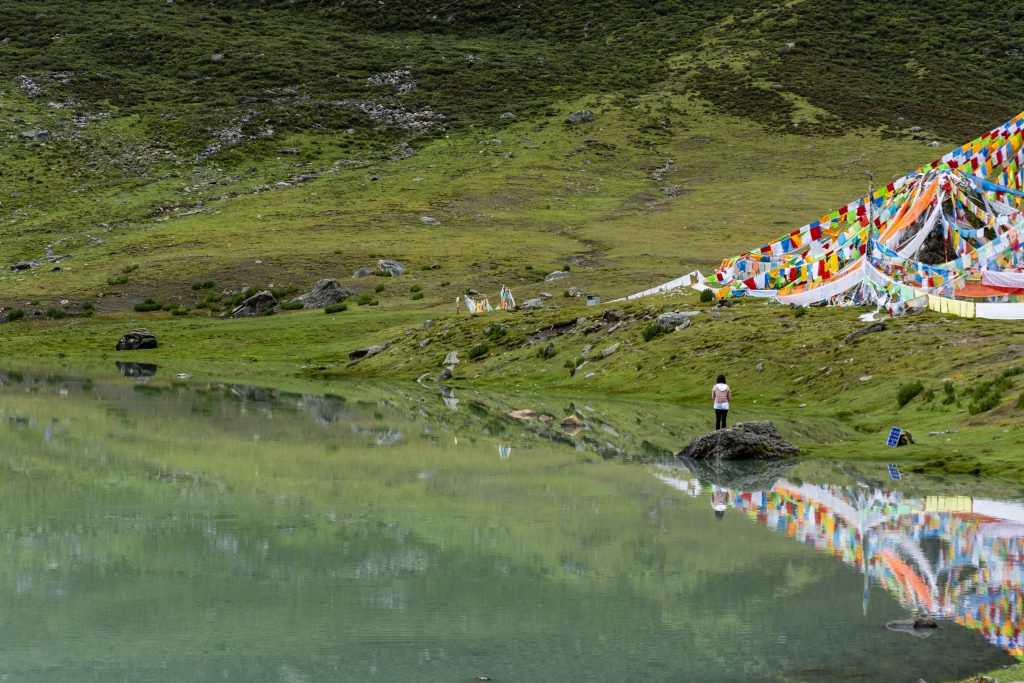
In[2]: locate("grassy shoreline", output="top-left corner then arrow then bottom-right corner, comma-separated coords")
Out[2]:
4,289 -> 1024,480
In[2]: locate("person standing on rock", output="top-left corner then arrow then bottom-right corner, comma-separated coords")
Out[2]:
712,374 -> 731,430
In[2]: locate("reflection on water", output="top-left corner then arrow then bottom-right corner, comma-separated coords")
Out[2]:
0,367 -> 1019,682
660,463 -> 1024,659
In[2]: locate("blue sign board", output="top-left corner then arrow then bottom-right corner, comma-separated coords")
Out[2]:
887,464 -> 902,481
886,427 -> 902,447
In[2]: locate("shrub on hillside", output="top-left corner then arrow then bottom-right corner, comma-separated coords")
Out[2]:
699,288 -> 714,303
134,298 -> 162,312
325,303 -> 348,314
5,308 -> 24,322
280,301 -> 304,310
642,323 -> 666,342
896,381 -> 924,407
468,342 -> 489,360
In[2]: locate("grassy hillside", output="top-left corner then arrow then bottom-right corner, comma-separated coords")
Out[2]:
1,0 -> 1024,479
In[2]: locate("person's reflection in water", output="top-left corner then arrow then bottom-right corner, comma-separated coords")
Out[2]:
711,485 -> 729,519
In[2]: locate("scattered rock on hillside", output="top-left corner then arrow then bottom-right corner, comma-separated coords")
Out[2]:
376,259 -> 406,276
276,148 -> 301,155
566,287 -> 585,297
435,365 -> 453,381
418,338 -> 432,349
845,320 -> 886,344
210,53 -> 224,63
603,309 -> 625,323
291,279 -> 357,309
16,75 -> 42,98
10,261 -> 34,271
676,422 -> 800,461
421,319 -> 435,329
231,290 -> 277,317
443,351 -> 460,365
520,296 -> 552,311
352,267 -> 376,278
545,271 -> 570,281
656,311 -> 699,331
349,344 -> 388,361
500,112 -> 516,121
566,110 -> 595,125
115,328 -> 158,351
20,130 -> 50,141
420,216 -> 440,225
600,343 -> 620,358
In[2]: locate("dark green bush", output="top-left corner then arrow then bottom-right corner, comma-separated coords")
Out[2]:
896,381 -> 924,407
280,301 -> 304,310
122,264 -> 139,274
172,308 -> 190,316
106,274 -> 129,286
46,307 -> 65,319
191,280 -> 214,290
969,394 -> 1000,415
537,343 -> 557,360
794,306 -> 806,318
6,308 -> 24,321
411,292 -> 424,300
374,283 -> 386,293
485,324 -> 508,341
410,284 -> 422,293
134,298 -> 162,312
468,342 -> 489,360
942,380 -> 956,404
642,323 -> 667,342
325,303 -> 348,314
356,293 -> 373,306
699,288 -> 714,303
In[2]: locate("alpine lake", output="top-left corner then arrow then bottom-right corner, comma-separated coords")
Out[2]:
0,364 -> 1022,683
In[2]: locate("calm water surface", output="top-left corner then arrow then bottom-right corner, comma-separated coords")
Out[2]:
0,366 -> 1020,682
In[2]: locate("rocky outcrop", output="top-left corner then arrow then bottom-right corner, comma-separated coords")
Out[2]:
655,310 -> 699,331
352,267 -> 376,278
519,293 -> 554,310
845,321 -> 886,344
349,344 -> 388,361
231,291 -> 277,317
376,259 -> 406,276
545,270 -> 570,281
566,110 -> 595,125
676,421 -> 800,461
291,279 -> 357,309
115,328 -> 158,351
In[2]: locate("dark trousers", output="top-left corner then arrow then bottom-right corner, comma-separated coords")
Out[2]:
715,409 -> 728,430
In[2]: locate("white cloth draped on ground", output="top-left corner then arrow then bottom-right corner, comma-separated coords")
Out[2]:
616,270 -> 706,301
981,269 -> 1024,288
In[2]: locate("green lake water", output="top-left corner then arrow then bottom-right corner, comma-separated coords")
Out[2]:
0,365 -> 1020,682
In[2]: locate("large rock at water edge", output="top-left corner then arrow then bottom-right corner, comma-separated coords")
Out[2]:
231,290 -> 277,317
115,328 -> 158,351
376,259 -> 406,276
676,421 -> 800,461
291,279 -> 357,309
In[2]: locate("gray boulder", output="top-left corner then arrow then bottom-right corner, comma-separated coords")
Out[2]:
10,261 -> 33,271
20,130 -> 50,141
420,216 -> 440,225
115,328 -> 158,351
519,297 -> 549,311
656,311 -> 700,330
231,290 -> 277,317
443,351 -> 460,365
348,344 -> 388,361
352,267 -> 376,278
435,365 -> 454,381
676,421 -> 800,461
845,320 -> 886,344
545,270 -> 571,281
291,279 -> 357,309
566,287 -> 585,297
566,110 -> 595,125
500,112 -> 517,121
377,259 -> 406,276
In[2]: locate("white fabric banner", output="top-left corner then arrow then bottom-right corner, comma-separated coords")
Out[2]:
776,260 -> 865,306
981,269 -> 1024,289
976,302 -> 1024,319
